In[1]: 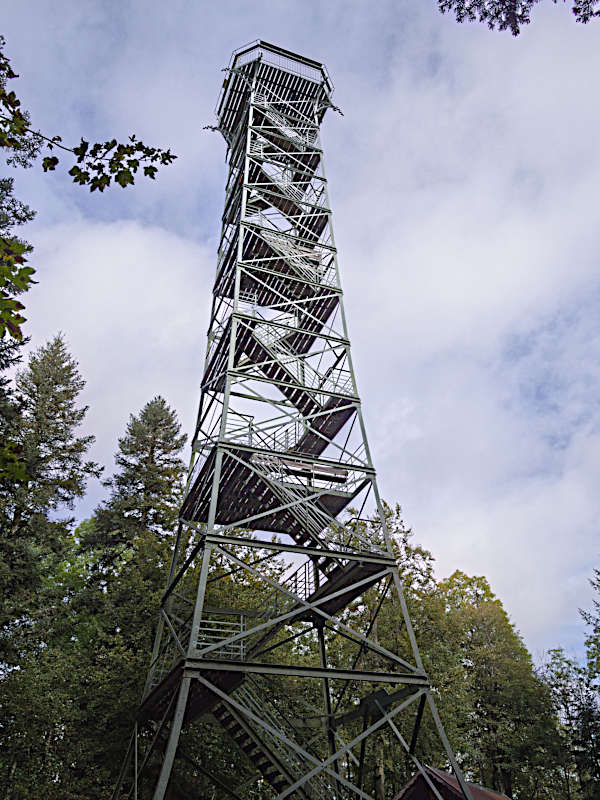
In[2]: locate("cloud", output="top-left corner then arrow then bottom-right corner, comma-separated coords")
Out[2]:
4,0 -> 600,658
23,220 -> 213,511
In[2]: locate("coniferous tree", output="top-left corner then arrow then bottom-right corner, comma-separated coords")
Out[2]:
67,397 -> 187,794
0,334 -> 100,799
89,395 -> 187,557
542,648 -> 600,799
0,396 -> 187,799
582,569 -> 600,680
0,333 -> 100,660
0,335 -> 26,487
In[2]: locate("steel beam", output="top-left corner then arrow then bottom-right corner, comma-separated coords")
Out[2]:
113,40 -> 473,800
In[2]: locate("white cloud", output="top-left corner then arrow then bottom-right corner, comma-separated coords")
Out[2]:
24,220 -> 213,510
4,0 -> 600,658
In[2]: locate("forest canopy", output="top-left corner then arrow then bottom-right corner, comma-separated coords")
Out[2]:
1,335 -> 599,798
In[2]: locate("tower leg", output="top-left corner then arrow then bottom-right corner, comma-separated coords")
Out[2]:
427,692 -> 474,800
151,677 -> 191,800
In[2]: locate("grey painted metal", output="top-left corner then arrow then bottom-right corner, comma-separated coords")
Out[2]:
373,700 -> 446,800
195,675 -> 374,800
113,40 -> 473,800
277,693 -> 426,800
151,677 -> 191,800
182,659 -> 428,685
206,532 -> 396,564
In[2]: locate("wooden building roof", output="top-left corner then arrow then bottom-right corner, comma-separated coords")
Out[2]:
393,767 -> 510,800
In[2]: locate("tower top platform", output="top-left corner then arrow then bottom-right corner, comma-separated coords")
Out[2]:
216,40 -> 333,143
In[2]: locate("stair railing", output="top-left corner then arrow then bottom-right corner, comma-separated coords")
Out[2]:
233,679 -> 333,798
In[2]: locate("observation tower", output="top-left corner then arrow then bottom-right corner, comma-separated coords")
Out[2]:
113,40 -> 473,800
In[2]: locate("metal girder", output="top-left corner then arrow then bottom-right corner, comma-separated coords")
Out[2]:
205,533 -> 395,564
183,659 -> 429,686
113,40 -> 474,800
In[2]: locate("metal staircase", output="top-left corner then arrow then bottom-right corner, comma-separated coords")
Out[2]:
112,40 -> 474,800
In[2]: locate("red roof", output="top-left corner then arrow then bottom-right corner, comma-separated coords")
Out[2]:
393,767 -> 509,800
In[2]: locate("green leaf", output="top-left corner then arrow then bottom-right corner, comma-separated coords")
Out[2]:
115,169 -> 134,188
72,139 -> 89,162
42,155 -> 59,172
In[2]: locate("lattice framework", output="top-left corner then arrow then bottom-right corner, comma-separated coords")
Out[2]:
113,40 -> 473,800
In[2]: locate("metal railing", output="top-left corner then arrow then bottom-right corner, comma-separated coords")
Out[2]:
254,96 -> 319,147
233,44 -> 329,87
225,413 -> 305,453
250,136 -> 328,212
233,678 -> 333,799
255,558 -> 318,624
197,615 -> 247,660
253,323 -> 355,398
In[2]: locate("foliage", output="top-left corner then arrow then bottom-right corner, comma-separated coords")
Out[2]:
291,508 -> 562,799
1,379 -> 599,798
582,568 -> 600,679
0,334 -> 100,663
434,571 -> 560,797
0,336 -> 26,484
0,35 -> 176,192
438,0 -> 600,36
541,649 -> 600,798
0,395 -> 186,798
85,396 -> 187,557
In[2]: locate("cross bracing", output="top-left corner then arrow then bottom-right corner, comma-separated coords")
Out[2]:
112,40 -> 474,800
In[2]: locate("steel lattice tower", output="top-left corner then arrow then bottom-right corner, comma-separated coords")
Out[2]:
113,41 -> 473,800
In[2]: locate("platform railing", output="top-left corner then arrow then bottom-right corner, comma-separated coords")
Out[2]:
254,95 -> 319,147
197,615 -> 247,660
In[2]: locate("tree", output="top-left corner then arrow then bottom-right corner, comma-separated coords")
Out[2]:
0,334 -> 100,798
582,569 -> 600,680
0,38 -> 36,340
0,35 -> 176,339
0,335 -> 26,484
70,398 -> 187,782
0,334 -> 100,662
87,396 -> 187,557
432,572 -> 561,798
540,649 -> 600,799
347,538 -> 561,798
438,0 -> 600,36
283,508 -> 562,799
0,396 -> 188,799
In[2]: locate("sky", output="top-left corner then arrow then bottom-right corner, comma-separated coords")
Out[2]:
3,0 -> 600,661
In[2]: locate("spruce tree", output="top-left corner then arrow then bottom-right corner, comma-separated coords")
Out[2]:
90,395 -> 187,555
0,335 -> 26,488
70,397 -> 187,794
0,333 -> 99,659
0,396 -> 187,799
0,334 -> 100,799
542,649 -> 600,799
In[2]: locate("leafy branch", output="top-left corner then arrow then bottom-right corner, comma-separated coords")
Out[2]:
0,44 -> 176,191
0,36 -> 177,339
0,236 -> 34,339
438,0 -> 600,36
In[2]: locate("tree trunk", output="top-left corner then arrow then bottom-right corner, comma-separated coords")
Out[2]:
374,737 -> 385,800
6,755 -> 17,800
